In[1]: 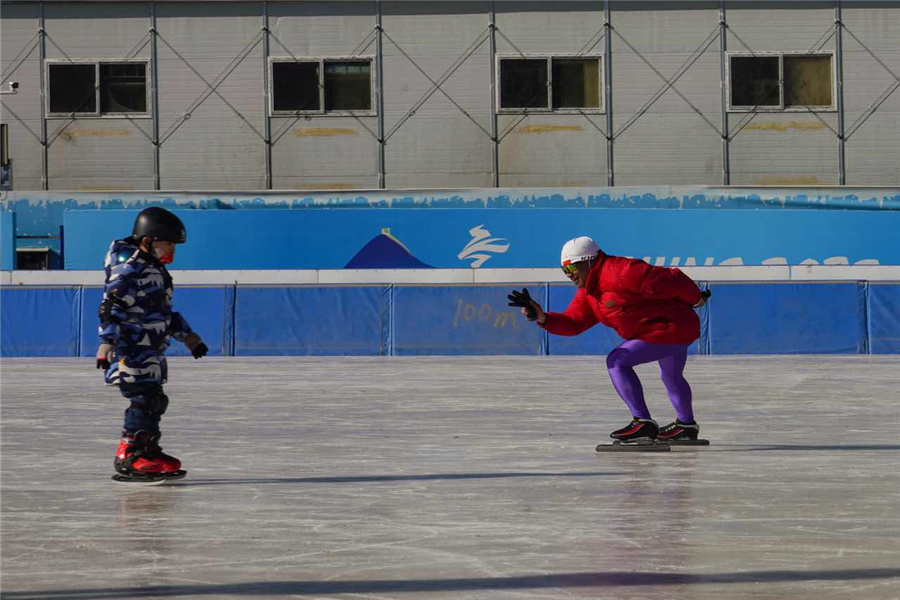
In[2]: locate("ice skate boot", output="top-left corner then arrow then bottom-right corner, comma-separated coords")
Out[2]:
597,418 -> 669,452
112,431 -> 186,484
658,420 -> 709,447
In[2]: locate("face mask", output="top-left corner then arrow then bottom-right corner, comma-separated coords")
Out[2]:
152,245 -> 174,265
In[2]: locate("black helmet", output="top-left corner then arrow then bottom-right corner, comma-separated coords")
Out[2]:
132,207 -> 186,244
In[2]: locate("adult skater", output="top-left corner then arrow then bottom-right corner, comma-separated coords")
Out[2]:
96,206 -> 208,481
508,236 -> 709,445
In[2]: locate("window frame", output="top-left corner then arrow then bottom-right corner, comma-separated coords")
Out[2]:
45,59 -> 151,119
496,53 -> 605,115
269,56 -> 376,117
726,51 -> 836,113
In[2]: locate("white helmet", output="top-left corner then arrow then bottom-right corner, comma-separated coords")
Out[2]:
560,236 -> 600,266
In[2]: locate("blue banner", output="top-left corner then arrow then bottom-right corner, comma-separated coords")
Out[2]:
64,207 -> 900,270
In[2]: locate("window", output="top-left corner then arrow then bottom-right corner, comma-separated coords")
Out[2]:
273,62 -> 321,112
784,55 -> 832,107
271,58 -> 373,115
48,63 -> 97,114
100,63 -> 147,113
500,59 -> 549,109
325,61 -> 371,111
729,53 -> 833,111
499,56 -> 602,112
47,61 -> 148,116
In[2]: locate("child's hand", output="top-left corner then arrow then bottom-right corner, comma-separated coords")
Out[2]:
184,333 -> 209,359
96,343 -> 114,370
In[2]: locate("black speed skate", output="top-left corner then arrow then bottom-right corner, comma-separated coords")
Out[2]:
597,418 -> 669,453
658,420 -> 710,447
610,418 -> 659,442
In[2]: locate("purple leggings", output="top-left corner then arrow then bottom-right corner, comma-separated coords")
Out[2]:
606,339 -> 694,423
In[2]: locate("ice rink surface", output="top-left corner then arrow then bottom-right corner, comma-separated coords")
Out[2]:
1,355 -> 899,600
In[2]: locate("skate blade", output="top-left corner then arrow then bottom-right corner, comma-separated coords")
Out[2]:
596,440 -> 670,453
111,470 -> 186,485
666,438 -> 710,447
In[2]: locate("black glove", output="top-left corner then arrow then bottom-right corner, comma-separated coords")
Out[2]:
191,342 -> 208,359
183,332 -> 208,359
507,288 -> 538,321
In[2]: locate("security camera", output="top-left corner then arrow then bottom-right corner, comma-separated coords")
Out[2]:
9,81 -> 19,90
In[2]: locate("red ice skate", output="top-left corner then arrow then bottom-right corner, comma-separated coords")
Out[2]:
114,431 -> 184,480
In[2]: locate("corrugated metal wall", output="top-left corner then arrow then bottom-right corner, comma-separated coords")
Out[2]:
268,1 -> 378,189
611,1 -> 722,185
1,2 -> 43,190
725,1 -> 839,185
1,0 -> 897,190
842,2 -> 900,185
45,2 -> 154,190
495,1 -> 608,187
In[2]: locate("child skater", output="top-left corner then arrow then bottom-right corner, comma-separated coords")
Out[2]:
96,206 -> 208,481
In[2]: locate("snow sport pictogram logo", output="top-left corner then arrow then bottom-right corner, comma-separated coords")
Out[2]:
458,225 -> 510,268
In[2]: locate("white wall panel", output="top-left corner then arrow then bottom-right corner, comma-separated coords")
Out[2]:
271,116 -> 379,189
494,1 -> 604,55
43,2 -> 151,60
725,2 -> 840,185
494,1 -> 606,185
381,1 -> 493,188
729,113 -> 840,185
266,1 -> 378,187
0,3 -> 43,189
268,1 -> 374,57
841,3 -> 900,185
1,1 -> 897,190
725,1 -> 835,54
614,115 -> 722,185
47,119 -> 155,190
498,114 -> 607,187
611,3 -> 722,185
380,1 -> 493,185
156,2 -> 265,189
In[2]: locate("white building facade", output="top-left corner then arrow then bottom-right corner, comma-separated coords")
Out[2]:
1,0 -> 898,191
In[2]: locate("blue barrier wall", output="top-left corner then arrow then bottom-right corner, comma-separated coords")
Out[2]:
869,284 -> 900,354
392,286 -> 543,355
3,282 -> 899,357
235,287 -> 388,356
708,283 -> 865,355
1,287 -> 81,356
0,211 -> 14,270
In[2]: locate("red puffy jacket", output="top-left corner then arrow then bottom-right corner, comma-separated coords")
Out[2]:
541,254 -> 703,345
